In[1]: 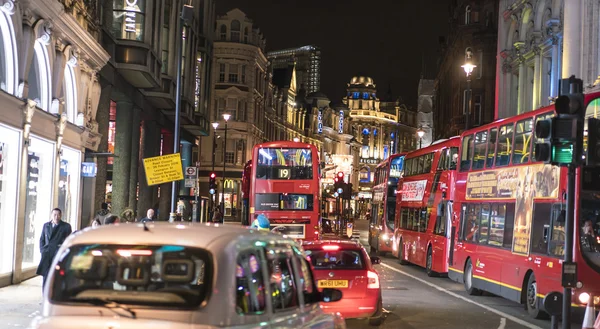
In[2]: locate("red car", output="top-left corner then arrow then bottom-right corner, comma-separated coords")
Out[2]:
303,240 -> 383,326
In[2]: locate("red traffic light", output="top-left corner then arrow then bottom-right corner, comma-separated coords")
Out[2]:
210,172 -> 216,179
337,172 -> 344,178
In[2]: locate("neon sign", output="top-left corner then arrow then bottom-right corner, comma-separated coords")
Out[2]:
317,109 -> 323,134
338,110 -> 344,134
124,0 -> 139,33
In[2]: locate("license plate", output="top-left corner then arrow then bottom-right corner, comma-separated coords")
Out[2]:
318,280 -> 348,288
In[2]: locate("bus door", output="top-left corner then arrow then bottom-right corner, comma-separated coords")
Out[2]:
370,204 -> 380,251
433,200 -> 452,273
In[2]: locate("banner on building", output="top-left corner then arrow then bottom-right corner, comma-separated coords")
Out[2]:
143,153 -> 184,186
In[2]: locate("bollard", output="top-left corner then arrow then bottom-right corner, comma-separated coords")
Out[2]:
544,292 -> 563,329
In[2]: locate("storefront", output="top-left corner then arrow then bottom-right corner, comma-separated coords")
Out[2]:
0,124 -> 21,277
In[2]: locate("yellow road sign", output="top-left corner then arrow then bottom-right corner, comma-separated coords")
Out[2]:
143,153 -> 184,186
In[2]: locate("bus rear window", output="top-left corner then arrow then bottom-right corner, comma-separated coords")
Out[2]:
306,249 -> 365,270
256,148 -> 313,180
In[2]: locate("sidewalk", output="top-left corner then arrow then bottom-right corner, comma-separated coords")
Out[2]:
0,276 -> 42,328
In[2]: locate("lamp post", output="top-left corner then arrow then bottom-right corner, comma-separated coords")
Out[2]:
210,122 -> 218,215
461,49 -> 477,131
220,113 -> 231,215
170,4 -> 194,222
416,127 -> 425,149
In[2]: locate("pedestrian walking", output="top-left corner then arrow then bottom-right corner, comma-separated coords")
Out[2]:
212,207 -> 223,223
104,215 -> 120,224
36,208 -> 72,293
93,202 -> 111,225
140,208 -> 155,223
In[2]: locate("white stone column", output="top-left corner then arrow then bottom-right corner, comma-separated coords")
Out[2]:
562,0 -> 582,78
532,47 -> 542,110
550,37 -> 560,97
518,59 -> 527,114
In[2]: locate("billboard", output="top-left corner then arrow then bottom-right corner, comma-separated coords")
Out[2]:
465,164 -> 560,256
401,180 -> 427,201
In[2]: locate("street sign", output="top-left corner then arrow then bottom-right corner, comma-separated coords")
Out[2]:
185,178 -> 195,188
185,167 -> 197,176
81,162 -> 97,177
142,153 -> 184,186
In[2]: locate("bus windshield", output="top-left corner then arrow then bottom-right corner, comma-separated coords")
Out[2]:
256,148 -> 313,180
388,156 -> 404,185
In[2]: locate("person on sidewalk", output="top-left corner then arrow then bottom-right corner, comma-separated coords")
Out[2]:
36,208 -> 72,292
93,202 -> 111,225
251,214 -> 271,232
139,208 -> 155,223
212,206 -> 223,224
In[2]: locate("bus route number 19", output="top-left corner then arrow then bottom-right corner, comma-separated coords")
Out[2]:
278,169 -> 290,179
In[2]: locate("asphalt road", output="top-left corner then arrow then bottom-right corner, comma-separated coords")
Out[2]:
346,219 -> 581,329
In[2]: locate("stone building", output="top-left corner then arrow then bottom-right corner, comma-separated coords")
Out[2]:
433,0 -> 498,138
0,0 -> 109,286
198,8 -> 268,220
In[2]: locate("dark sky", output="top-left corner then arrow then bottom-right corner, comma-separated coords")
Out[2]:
215,0 -> 450,107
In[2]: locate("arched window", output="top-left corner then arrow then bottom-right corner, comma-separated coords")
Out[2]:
219,25 -> 227,40
243,27 -> 249,43
465,5 -> 471,25
28,41 -> 51,111
63,63 -> 77,124
231,20 -> 241,42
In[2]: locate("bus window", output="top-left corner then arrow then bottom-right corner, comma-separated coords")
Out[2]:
464,204 -> 480,242
438,148 -> 447,171
419,208 -> 429,232
400,208 -> 409,229
549,204 -> 565,257
460,135 -> 474,172
434,203 -> 447,236
486,128 -> 497,168
417,156 -> 424,174
495,124 -> 514,167
478,204 -> 490,244
473,131 -> 488,170
503,204 -> 515,249
488,204 -> 505,246
531,203 -> 552,254
411,208 -> 419,231
512,119 -> 533,165
424,153 -> 433,173
532,112 -> 553,161
449,147 -> 458,170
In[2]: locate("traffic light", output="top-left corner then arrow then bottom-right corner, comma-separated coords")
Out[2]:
587,118 -> 600,166
334,172 -> 344,193
343,183 -> 353,199
209,172 -> 217,195
534,76 -> 585,165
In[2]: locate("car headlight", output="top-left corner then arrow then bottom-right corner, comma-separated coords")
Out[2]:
579,292 -> 590,304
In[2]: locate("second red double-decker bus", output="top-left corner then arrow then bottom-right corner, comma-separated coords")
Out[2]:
369,153 -> 406,255
448,93 -> 600,319
250,141 -> 321,240
391,137 -> 460,276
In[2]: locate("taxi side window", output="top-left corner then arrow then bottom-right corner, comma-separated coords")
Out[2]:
293,250 -> 319,305
265,246 -> 299,311
235,252 -> 266,314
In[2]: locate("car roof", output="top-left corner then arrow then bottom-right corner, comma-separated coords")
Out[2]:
302,239 -> 363,250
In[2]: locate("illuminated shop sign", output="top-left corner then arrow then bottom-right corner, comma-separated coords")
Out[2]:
124,0 -> 139,33
338,110 -> 344,134
359,158 -> 379,164
317,109 -> 323,134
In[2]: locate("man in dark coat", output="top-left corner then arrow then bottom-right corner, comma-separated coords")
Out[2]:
36,208 -> 72,292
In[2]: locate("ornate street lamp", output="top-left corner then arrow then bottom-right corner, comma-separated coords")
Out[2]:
416,127 -> 425,149
461,49 -> 477,131
220,113 -> 231,215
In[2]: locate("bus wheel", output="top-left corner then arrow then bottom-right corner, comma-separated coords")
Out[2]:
426,247 -> 437,277
525,273 -> 547,319
398,239 -> 408,265
464,259 -> 482,296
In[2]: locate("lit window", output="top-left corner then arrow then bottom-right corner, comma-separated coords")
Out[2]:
112,0 -> 145,41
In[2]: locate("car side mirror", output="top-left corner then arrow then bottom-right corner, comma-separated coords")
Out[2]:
371,256 -> 381,265
321,288 -> 343,302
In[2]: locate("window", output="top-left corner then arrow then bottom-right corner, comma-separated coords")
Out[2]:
63,64 -> 77,124
472,130 -> 488,170
488,204 -> 505,246
112,0 -> 145,41
464,204 -> 480,242
359,167 -> 370,183
243,27 -> 249,43
495,124 -> 514,167
231,20 -> 241,42
531,203 -> 552,254
229,64 -> 239,83
477,52 -> 483,79
361,145 -> 369,158
479,204 -> 490,244
486,128 -> 497,168
294,254 -> 318,305
474,94 -> 482,124
265,246 -> 299,311
465,5 -> 471,25
225,151 -> 234,164
161,0 -> 171,74
216,98 -> 225,120
434,203 -> 447,236
241,65 -> 246,83
512,119 -> 533,164
219,25 -> 227,40
236,252 -> 266,314
226,98 -> 237,119
219,63 -> 225,82
308,249 -> 365,270
363,92 -> 369,99
419,208 -> 429,232
423,153 -> 433,173
503,204 -> 515,248
460,134 -> 474,171
255,148 -> 313,180
549,204 -> 565,257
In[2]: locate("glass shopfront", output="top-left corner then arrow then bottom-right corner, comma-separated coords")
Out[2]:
22,135 -> 55,270
59,146 -> 81,230
0,124 -> 21,275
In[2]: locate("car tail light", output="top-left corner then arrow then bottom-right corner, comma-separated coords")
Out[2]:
314,231 -> 319,236
322,245 -> 340,251
367,271 -> 380,289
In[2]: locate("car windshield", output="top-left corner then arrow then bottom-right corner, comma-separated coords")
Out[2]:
306,248 -> 365,270
580,194 -> 600,268
50,244 -> 212,308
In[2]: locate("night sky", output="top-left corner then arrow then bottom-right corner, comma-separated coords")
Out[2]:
215,0 -> 450,107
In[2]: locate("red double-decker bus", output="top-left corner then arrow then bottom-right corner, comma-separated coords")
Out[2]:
369,153 -> 406,255
249,141 -> 320,240
391,138 -> 460,276
448,93 -> 600,318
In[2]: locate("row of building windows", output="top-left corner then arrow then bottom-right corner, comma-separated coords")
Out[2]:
214,98 -> 248,121
219,21 -> 250,43
218,63 -> 247,84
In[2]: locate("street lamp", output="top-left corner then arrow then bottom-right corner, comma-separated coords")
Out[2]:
461,49 -> 477,131
220,113 -> 231,215
210,122 -> 219,215
416,127 -> 425,149
293,137 -> 300,142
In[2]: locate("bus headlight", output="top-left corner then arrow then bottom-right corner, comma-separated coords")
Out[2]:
579,292 -> 590,304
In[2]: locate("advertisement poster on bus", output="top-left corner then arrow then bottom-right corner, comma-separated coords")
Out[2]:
401,180 -> 427,202
465,164 -> 560,255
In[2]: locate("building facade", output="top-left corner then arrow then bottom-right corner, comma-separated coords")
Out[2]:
91,0 -> 215,224
198,9 -> 268,220
268,45 -> 321,94
0,0 -> 109,286
433,0 -> 499,139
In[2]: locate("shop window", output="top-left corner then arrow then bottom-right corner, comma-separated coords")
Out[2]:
0,124 -> 20,274
59,146 -> 82,230
112,0 -> 145,41
236,252 -> 266,314
265,246 -> 299,311
22,136 -> 56,269
108,101 -> 116,165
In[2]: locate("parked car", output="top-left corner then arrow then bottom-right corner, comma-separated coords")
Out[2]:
28,222 -> 346,329
303,239 -> 384,326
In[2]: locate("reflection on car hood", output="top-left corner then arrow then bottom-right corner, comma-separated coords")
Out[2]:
27,316 -> 215,329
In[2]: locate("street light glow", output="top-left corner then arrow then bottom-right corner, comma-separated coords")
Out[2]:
212,122 -> 219,129
293,137 -> 300,142
462,60 -> 476,76
417,128 -> 425,138
223,113 -> 231,121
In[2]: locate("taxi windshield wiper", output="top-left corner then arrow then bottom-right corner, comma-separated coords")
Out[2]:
73,297 -> 137,319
